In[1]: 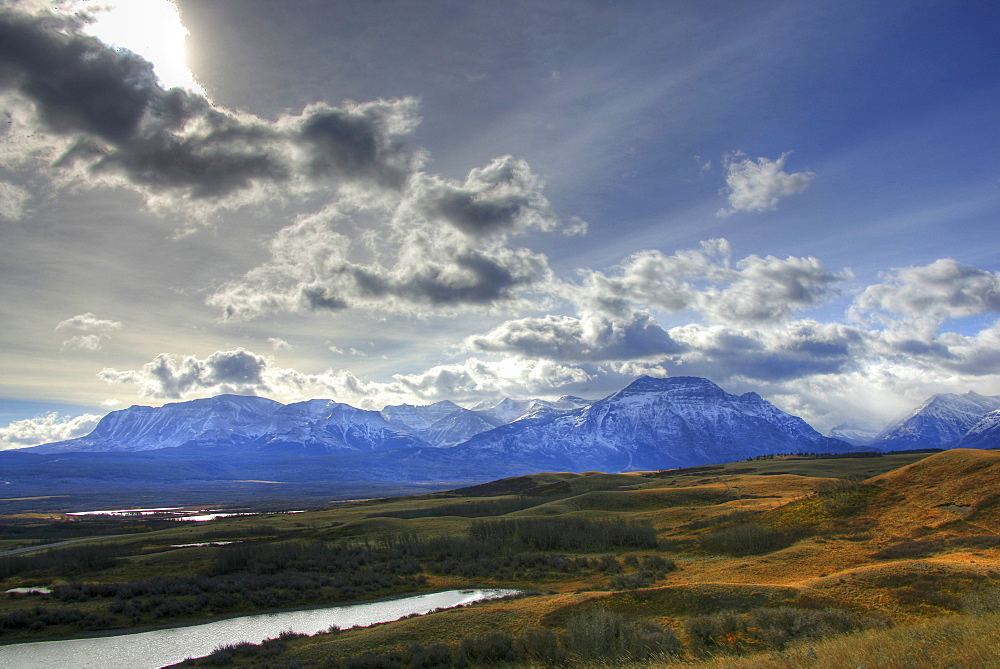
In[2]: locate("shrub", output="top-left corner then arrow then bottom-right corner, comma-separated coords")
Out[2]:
516,627 -> 566,664
609,570 -> 654,590
459,630 -> 520,663
407,642 -> 453,668
685,605 -> 891,657
686,610 -> 750,656
468,517 -> 657,551
641,554 -> 676,572
871,539 -> 945,560
563,608 -> 681,660
698,523 -> 791,556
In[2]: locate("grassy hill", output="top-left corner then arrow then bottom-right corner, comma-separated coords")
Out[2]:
2,448 -> 1000,666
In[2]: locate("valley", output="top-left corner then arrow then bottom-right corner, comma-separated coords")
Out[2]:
3,448 -> 1000,666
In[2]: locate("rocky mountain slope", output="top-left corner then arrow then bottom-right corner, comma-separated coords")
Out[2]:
380,401 -> 498,447
955,409 -> 1000,449
870,391 -> 1000,451
456,376 -> 855,472
22,376 -> 856,477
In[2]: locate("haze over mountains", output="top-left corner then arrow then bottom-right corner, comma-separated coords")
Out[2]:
3,377 -> 997,502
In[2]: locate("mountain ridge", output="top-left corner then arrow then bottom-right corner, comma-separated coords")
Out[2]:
17,376 -> 1000,486
870,391 -> 1000,451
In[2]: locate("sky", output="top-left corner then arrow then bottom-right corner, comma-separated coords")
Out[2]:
2,0 -> 1000,448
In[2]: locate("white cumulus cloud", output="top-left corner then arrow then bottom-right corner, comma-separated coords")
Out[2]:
0,411 -> 103,449
717,151 -> 814,216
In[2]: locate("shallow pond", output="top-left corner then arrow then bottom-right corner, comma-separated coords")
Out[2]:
0,588 -> 517,668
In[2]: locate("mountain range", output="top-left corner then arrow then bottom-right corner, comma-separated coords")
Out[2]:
4,377 -> 998,496
856,391 -> 1000,451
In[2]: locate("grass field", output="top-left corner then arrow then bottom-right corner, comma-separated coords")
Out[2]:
3,448 -> 1000,666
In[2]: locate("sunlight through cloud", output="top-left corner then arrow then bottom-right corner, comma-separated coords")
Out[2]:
75,0 -> 206,96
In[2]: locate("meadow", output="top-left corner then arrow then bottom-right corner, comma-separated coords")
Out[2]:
2,448 -> 999,667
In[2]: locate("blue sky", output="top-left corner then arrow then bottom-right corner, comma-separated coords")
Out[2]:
1,0 -> 999,448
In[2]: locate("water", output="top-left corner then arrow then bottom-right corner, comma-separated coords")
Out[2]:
0,588 -> 517,668
63,508 -> 304,521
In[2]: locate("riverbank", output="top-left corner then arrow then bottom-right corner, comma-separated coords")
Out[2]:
0,589 -> 523,669
0,585 -> 527,646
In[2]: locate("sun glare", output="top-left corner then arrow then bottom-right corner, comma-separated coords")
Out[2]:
76,0 -> 207,96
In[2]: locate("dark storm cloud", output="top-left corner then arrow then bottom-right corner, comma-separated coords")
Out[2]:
0,11 -> 157,143
298,100 -> 420,189
406,156 -> 559,237
0,10 -> 422,208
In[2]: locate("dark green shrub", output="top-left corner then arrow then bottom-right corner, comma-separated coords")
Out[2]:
516,627 -> 566,664
407,642 -> 453,668
609,570 -> 654,590
698,523 -> 790,556
641,554 -> 676,572
468,517 -> 657,551
459,630 -> 520,662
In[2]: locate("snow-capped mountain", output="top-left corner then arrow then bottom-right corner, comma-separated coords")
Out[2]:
258,400 -> 426,452
870,391 -> 1000,451
31,395 -> 282,453
471,395 -> 594,425
31,395 -> 424,455
456,376 -> 853,472
380,400 -> 497,447
955,409 -> 1000,449
827,421 -> 883,446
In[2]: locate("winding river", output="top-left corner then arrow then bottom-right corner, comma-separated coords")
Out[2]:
0,588 -> 517,668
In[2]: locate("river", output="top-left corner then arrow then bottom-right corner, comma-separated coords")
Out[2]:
0,588 -> 518,668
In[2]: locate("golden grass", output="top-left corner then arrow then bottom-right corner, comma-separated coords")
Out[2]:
6,448 -> 1000,666
656,611 -> 1000,668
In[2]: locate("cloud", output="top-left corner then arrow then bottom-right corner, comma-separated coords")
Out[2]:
573,239 -> 734,317
571,239 -> 846,325
60,333 -> 109,352
851,258 -> 1000,330
98,347 -> 593,408
668,320 -> 866,382
697,254 -> 849,324
55,311 -> 122,351
99,348 -> 271,398
0,9 -> 425,218
208,191 -> 559,319
267,337 -> 293,351
322,357 -> 594,407
294,99 -> 423,188
0,180 -> 30,219
2,6 -> 578,321
717,151 -> 814,216
0,10 -> 159,144
403,155 -> 558,237
0,411 -> 102,449
55,312 -> 123,332
465,311 -> 684,362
